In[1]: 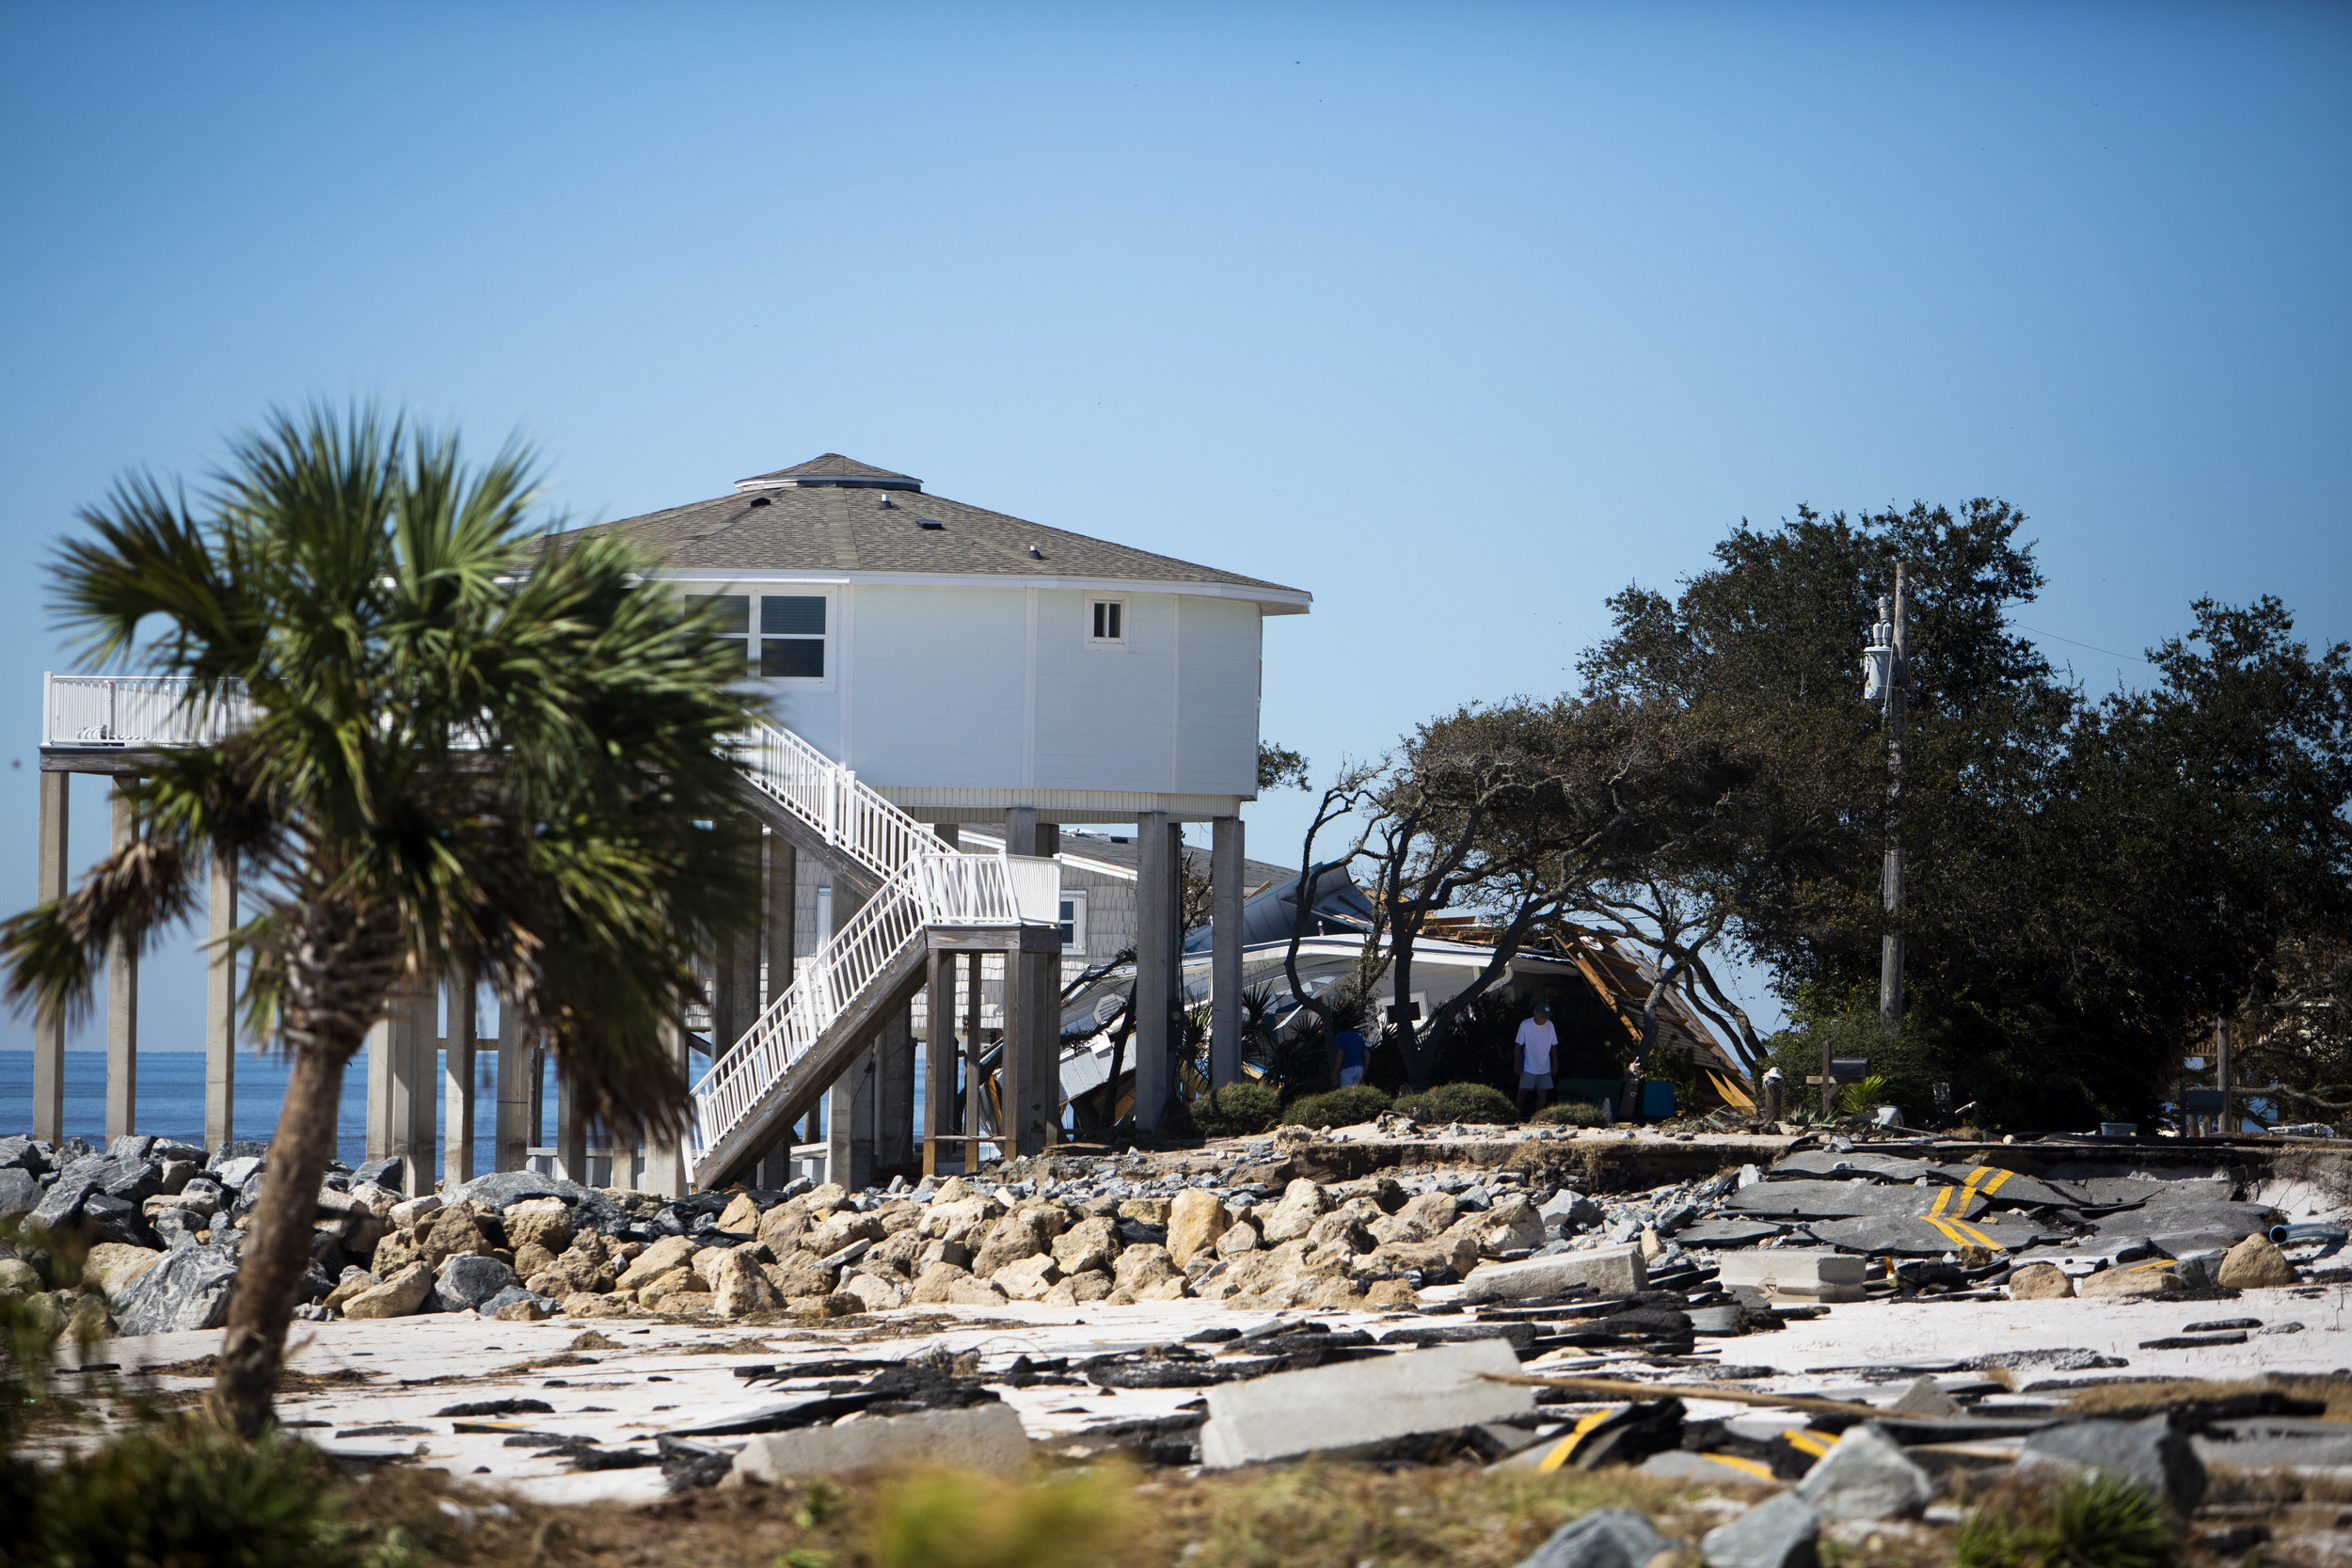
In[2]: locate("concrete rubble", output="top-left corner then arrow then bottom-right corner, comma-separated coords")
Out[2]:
8,1116 -> 2352,1559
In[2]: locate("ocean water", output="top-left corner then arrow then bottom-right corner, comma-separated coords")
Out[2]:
0,1049 -> 562,1176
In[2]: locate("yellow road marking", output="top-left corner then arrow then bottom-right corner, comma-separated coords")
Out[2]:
1782,1428 -> 1836,1458
1705,1453 -> 1778,1481
1979,1167 -> 2015,1195
1537,1408 -> 1618,1473
1927,1185 -> 1954,1217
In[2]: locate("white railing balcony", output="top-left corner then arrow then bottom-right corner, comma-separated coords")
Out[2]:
912,851 -> 1060,927
44,673 -> 253,748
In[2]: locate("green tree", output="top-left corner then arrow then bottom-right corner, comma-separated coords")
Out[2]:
1,408 -> 759,1433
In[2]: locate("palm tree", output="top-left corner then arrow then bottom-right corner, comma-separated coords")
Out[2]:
1,407 -> 759,1434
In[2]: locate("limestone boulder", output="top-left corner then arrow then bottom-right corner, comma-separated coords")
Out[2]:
993,1253 -> 1060,1301
322,1268 -> 377,1312
971,1210 -> 1055,1277
2217,1233 -> 2297,1290
501,1198 -> 574,1256
867,1227 -> 929,1275
709,1248 -> 787,1317
564,1291 -> 633,1318
1117,1196 -> 1171,1227
757,1201 -> 813,1253
370,1228 -> 423,1277
802,1181 -> 849,1212
1476,1196 -> 1546,1256
2079,1263 -> 2179,1300
945,1275 -> 1009,1307
0,1257 -> 42,1295
1257,1180 -> 1329,1243
616,1233 -> 699,1291
513,1242 -> 561,1281
918,1237 -> 973,1272
910,1261 -> 974,1304
419,1205 -> 496,1268
1112,1243 -> 1183,1295
1050,1216 -> 1120,1275
1166,1190 -> 1231,1267
2009,1262 -> 2075,1300
763,1248 -> 836,1299
840,1271 -> 909,1312
920,1196 -> 991,1241
84,1242 -> 165,1299
639,1267 -> 701,1309
806,1210 -> 885,1258
716,1193 -> 764,1234
1214,1218 -> 1262,1259
1304,1208 -> 1375,1257
387,1193 -> 441,1230
343,1261 -> 435,1320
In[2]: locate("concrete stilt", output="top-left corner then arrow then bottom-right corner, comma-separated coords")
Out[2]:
1133,810 -> 1172,1132
1000,941 -> 1027,1158
641,1018 -> 688,1198
104,778 -> 139,1143
444,962 -> 477,1188
205,846 -> 237,1150
826,1047 -> 876,1190
494,1004 -> 529,1173
754,831 -> 799,1187
556,1068 -> 587,1185
875,1006 -> 915,1175
1033,823 -> 1061,1146
1211,816 -> 1244,1088
31,771 -> 68,1144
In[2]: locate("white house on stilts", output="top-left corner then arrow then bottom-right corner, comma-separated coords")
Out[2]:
27,453 -> 1311,1196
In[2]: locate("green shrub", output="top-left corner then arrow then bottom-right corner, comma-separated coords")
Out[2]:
1279,1085 -> 1392,1128
1954,1470 -> 2176,1568
1394,1082 -> 1518,1125
1159,1094 -> 1199,1138
25,1418 -> 355,1568
1534,1101 -> 1603,1127
1194,1081 -> 1281,1137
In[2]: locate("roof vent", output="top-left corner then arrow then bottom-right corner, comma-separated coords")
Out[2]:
747,496 -> 771,507
1027,545 -> 1044,559
917,518 -> 945,531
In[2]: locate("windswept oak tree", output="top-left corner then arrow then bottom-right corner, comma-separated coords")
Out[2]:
2,408 -> 760,1433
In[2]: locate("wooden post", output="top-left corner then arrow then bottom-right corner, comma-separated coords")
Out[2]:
494,1003 -> 530,1173
876,1006 -> 916,1173
104,778 -> 138,1143
1133,810 -> 1171,1132
1001,940 -> 1027,1159
444,961 -> 477,1188
205,845 -> 237,1151
963,951 -> 984,1171
1211,815 -> 1244,1089
31,771 -> 68,1144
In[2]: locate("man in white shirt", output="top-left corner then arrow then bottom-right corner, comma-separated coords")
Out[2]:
1515,1001 -> 1559,1120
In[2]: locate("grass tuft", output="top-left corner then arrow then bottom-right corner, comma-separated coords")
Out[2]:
865,1464 -> 1137,1568
1954,1470 -> 2177,1568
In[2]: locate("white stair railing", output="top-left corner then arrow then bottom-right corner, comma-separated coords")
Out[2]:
688,722 -> 1056,1167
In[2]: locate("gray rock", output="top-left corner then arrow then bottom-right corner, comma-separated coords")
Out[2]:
436,1253 -> 518,1311
1793,1422 -> 1931,1520
0,1167 -> 39,1220
149,1140 -> 206,1165
97,1155 -> 164,1205
353,1157 -> 403,1187
2021,1414 -> 2205,1514
108,1134 -> 156,1164
152,1210 -> 205,1250
0,1136 -> 48,1173
80,1192 -> 159,1249
112,1245 -> 240,1335
479,1284 -> 562,1319
28,1156 -> 107,1230
445,1171 -> 631,1236
1513,1507 -> 1677,1568
208,1140 -> 265,1169
1701,1492 -> 1820,1568
214,1155 -> 263,1190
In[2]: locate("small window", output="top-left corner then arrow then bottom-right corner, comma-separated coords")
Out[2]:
754,594 -> 827,679
1058,891 -> 1089,953
1090,599 -> 1124,643
688,594 -> 754,674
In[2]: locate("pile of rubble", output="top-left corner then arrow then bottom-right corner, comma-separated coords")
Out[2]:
2,1122 -> 2342,1340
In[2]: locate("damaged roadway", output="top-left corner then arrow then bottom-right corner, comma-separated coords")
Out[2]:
15,1116 -> 2352,1563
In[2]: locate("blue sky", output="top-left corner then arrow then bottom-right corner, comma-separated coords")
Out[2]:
1,2 -> 2345,1052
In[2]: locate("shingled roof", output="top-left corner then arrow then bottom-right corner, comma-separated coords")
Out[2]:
560,455 -> 1308,602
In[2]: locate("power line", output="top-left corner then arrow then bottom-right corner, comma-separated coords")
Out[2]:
2010,621 -> 2157,667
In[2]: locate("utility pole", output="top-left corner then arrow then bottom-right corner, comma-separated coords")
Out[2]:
1880,562 -> 1909,1038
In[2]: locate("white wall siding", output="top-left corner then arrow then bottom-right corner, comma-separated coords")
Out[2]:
1174,595 -> 1259,796
842,585 -> 1026,786
1031,587 -> 1175,794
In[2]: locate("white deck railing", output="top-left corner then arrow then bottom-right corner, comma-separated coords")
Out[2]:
44,673 -> 252,747
37,673 -> 1057,1173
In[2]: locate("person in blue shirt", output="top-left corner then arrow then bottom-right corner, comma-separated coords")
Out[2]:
1333,1019 -> 1369,1087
